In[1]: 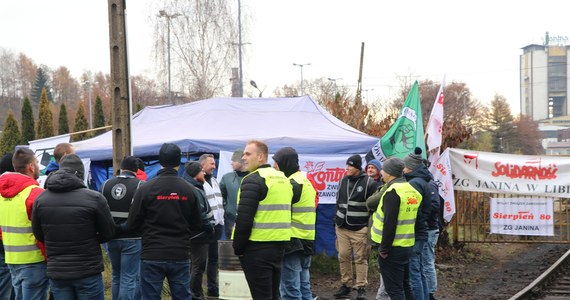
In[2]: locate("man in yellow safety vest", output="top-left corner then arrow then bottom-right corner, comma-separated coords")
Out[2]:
0,148 -> 48,300
370,157 -> 422,300
232,140 -> 293,299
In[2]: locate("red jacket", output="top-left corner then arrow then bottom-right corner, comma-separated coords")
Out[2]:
0,172 -> 46,259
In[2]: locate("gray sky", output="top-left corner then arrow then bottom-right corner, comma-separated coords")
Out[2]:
2,0 -> 568,114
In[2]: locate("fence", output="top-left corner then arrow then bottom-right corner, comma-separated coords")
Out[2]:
451,190 -> 570,243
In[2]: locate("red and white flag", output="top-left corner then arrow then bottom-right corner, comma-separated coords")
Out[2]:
426,77 -> 445,169
431,148 -> 455,222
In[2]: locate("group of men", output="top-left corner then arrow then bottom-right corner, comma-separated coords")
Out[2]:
0,140 -> 319,300
333,148 -> 441,300
0,139 -> 440,300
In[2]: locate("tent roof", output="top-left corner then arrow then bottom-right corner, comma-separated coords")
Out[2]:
74,96 -> 378,161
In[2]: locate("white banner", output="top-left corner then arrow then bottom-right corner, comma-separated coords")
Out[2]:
490,198 -> 554,236
430,149 -> 456,222
449,148 -> 568,197
27,134 -> 90,187
218,151 -> 352,204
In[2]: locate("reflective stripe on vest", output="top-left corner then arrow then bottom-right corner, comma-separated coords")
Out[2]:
0,185 -> 44,264
370,182 -> 422,247
289,172 -> 317,240
203,179 -> 224,225
236,168 -> 293,242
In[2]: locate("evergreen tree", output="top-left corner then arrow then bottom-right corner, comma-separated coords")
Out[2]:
37,88 -> 55,139
483,94 -> 517,153
21,96 -> 36,144
58,102 -> 70,134
73,102 -> 89,141
0,110 -> 22,155
93,96 -> 106,136
32,67 -> 53,103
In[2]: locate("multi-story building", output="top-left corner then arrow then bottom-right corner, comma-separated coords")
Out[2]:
520,32 -> 569,121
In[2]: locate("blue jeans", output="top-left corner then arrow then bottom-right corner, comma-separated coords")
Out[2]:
107,239 -> 142,300
279,252 -> 312,300
8,262 -> 48,300
49,273 -> 104,300
0,250 -> 13,300
422,230 -> 439,295
409,240 -> 428,300
140,260 -> 190,300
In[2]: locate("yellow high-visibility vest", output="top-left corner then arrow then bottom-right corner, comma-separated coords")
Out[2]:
370,182 -> 422,247
289,172 -> 316,240
235,167 -> 293,242
0,185 -> 44,264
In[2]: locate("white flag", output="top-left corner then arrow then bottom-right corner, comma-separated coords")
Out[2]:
431,148 -> 455,222
426,77 -> 445,151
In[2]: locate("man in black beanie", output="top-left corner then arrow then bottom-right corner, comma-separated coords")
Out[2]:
100,156 -> 145,300
127,143 -> 203,299
403,147 -> 438,300
333,154 -> 376,300
32,154 -> 115,299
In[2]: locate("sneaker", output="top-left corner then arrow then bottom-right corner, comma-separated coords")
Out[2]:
355,287 -> 366,300
333,284 -> 351,298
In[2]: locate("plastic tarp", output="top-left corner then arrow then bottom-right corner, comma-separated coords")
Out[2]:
74,96 -> 378,256
74,96 -> 378,160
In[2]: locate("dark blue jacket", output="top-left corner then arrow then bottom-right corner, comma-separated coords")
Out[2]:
404,165 -> 436,241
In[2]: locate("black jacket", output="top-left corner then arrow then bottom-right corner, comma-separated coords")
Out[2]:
100,171 -> 144,239
233,165 -> 286,256
127,168 -> 203,260
334,172 -> 376,231
404,165 -> 436,241
182,173 -> 215,244
32,169 -> 115,280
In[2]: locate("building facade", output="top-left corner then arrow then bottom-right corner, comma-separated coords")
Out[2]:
520,32 -> 570,121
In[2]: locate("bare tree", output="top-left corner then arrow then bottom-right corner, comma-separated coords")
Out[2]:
152,0 -> 239,101
52,66 -> 81,105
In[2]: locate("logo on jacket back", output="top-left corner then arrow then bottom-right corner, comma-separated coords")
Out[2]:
406,197 -> 419,205
111,183 -> 127,200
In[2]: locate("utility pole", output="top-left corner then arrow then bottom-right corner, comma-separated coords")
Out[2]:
108,0 -> 132,173
158,10 -> 181,104
356,42 -> 365,102
238,0 -> 243,97
293,63 -> 311,95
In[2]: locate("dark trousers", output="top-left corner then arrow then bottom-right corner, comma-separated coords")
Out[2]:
189,243 -> 209,300
379,246 -> 413,300
239,242 -> 285,300
206,224 -> 223,296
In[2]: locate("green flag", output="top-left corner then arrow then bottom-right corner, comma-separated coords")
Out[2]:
371,81 -> 426,161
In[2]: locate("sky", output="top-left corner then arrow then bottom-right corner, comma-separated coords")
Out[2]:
1,0 -> 569,114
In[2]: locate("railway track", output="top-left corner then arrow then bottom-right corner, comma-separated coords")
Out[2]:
509,249 -> 570,300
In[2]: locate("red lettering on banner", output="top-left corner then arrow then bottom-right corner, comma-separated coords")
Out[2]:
304,161 -> 346,191
436,163 -> 447,176
491,160 -> 558,180
493,211 -> 534,221
463,153 -> 479,169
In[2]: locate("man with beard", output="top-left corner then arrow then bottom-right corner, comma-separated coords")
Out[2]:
0,148 -> 48,300
333,154 -> 376,300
